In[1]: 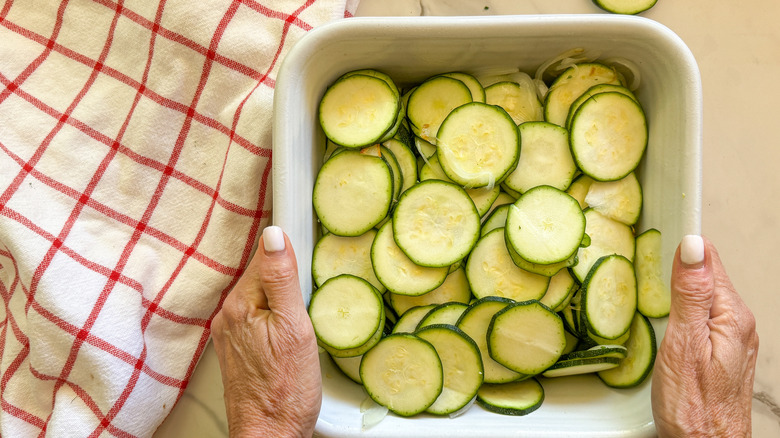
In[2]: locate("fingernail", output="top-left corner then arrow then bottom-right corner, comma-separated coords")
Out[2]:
263,226 -> 286,253
680,234 -> 704,267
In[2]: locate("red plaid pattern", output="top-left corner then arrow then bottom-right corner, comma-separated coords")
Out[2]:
0,0 -> 356,436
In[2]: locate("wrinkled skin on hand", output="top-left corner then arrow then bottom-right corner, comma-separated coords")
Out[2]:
652,236 -> 759,437
211,228 -> 321,438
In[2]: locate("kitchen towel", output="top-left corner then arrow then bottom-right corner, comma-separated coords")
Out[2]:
0,0 -> 358,436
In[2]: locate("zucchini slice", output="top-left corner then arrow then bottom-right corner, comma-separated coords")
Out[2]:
319,73 -> 399,148
440,71 -> 486,103
330,353 -> 363,384
436,102 -> 520,188
476,378 -> 545,416
598,312 -> 657,388
584,172 -> 643,226
309,274 -> 384,355
505,185 -> 586,265
419,155 -> 501,216
416,302 -> 470,330
371,220 -> 449,296
581,254 -> 638,340
312,149 -> 392,237
503,122 -> 577,194
539,268 -> 578,312
544,62 -> 622,127
573,208 -> 636,282
541,356 -> 620,378
487,300 -> 566,375
360,333 -> 444,417
565,83 -> 637,130
484,80 -> 543,125
465,228 -> 550,302
407,75 -> 473,142
392,304 -> 437,334
593,0 -> 657,15
389,267 -> 471,316
415,324 -> 484,415
635,228 -> 671,318
311,229 -> 383,292
569,91 -> 648,182
456,297 -> 525,384
392,180 -> 481,267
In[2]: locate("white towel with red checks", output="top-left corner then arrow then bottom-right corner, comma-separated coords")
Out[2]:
0,0 -> 358,436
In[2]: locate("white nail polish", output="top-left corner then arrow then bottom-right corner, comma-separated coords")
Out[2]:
680,234 -> 704,265
263,226 -> 286,253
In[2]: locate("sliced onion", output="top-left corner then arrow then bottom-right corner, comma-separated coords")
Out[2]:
360,396 -> 388,431
602,57 -> 642,91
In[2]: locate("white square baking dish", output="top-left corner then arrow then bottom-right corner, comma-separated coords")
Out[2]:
273,14 -> 701,437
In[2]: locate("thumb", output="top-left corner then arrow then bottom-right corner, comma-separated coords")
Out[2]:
669,234 -> 714,328
255,225 -> 306,317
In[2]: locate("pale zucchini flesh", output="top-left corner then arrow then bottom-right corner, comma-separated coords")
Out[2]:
635,228 -> 671,318
466,228 -> 550,302
389,267 -> 471,316
487,300 -> 566,375
436,102 -> 520,188
360,334 -> 444,416
313,149 -> 393,237
392,180 -> 481,267
505,185 -> 586,265
319,73 -> 399,148
598,312 -> 657,388
503,121 -> 577,194
476,378 -> 544,416
415,324 -> 484,415
581,254 -> 638,340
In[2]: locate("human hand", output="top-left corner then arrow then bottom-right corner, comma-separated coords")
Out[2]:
651,235 -> 759,437
211,226 -> 321,438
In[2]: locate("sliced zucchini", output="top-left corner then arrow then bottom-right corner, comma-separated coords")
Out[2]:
598,312 -> 657,388
484,81 -> 543,125
580,254 -> 638,340
505,185 -> 586,265
481,204 -> 510,237
371,221 -> 449,296
419,154 -> 501,216
541,356 -> 620,378
440,72 -> 486,103
593,0 -> 657,15
392,304 -> 437,334
313,149 -> 392,237
503,122 -> 577,194
319,73 -> 399,148
330,353 -> 363,384
311,229 -> 383,292
382,138 -> 418,195
635,228 -> 671,318
379,145 -> 403,204
565,83 -> 637,130
566,174 -> 594,209
436,102 -> 520,188
544,62 -> 622,127
360,333 -> 443,416
584,172 -> 643,225
476,378 -> 544,416
487,300 -> 566,375
456,297 -> 524,384
569,91 -> 647,181
465,228 -> 549,302
407,75 -> 473,142
416,302 -> 470,330
392,180 -> 481,267
572,208 -> 636,282
559,344 -> 628,361
415,324 -> 484,415
539,269 -> 577,312
309,274 -> 384,355
505,236 -> 578,277
562,328 -> 580,355
389,267 -> 471,316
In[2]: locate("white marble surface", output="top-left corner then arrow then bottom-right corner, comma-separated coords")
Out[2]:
155,1 -> 780,436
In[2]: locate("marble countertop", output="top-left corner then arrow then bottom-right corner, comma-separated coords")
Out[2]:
155,1 -> 780,436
